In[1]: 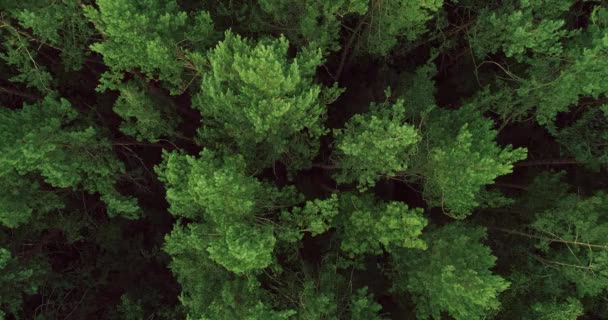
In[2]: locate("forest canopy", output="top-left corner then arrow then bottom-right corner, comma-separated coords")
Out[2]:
1,0 -> 607,319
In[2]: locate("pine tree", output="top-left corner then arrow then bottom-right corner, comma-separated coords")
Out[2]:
192,31 -> 341,171
414,105 -> 527,218
332,99 -> 420,189
156,149 -> 301,273
112,81 -> 181,142
84,0 -> 215,92
361,0 -> 444,55
0,0 -> 94,91
257,0 -> 368,52
0,96 -> 139,219
391,223 -> 510,320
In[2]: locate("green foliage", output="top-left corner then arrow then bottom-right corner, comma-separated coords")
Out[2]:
12,0 -> 94,71
333,100 -> 420,189
0,96 -> 139,218
279,194 -> 340,242
362,0 -> 444,55
350,288 -> 384,320
193,31 -> 340,171
258,0 -> 368,52
112,81 -> 181,142
0,171 -> 63,228
84,0 -> 215,92
0,0 -> 94,91
156,149 -> 300,273
399,63 -> 438,119
471,0 -> 573,62
0,247 -> 46,318
116,295 -> 145,320
392,223 -> 510,320
339,193 -> 427,257
417,105 -> 527,218
470,1 -> 608,127
3,1 -> 608,318
532,192 -> 608,297
164,224 -> 295,319
531,298 -> 584,320
557,105 -> 608,170
0,26 -> 53,91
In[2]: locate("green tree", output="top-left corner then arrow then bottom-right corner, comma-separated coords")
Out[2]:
0,247 -> 46,319
192,31 -> 341,171
415,105 -> 527,218
470,1 -> 608,129
557,105 -> 608,170
84,0 -> 215,92
361,0 -> 444,55
163,224 -> 295,319
392,223 -> 510,320
0,96 -> 139,219
257,0 -> 368,52
338,193 -> 427,257
156,149 -> 300,273
0,0 -> 94,91
112,81 -> 181,142
332,99 -> 420,190
531,191 -> 608,297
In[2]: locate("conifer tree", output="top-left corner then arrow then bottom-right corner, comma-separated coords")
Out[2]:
332,99 -> 420,189
391,223 -> 510,320
2,0 -> 608,318
192,31 -> 341,171
0,96 -> 139,219
84,0 -> 215,92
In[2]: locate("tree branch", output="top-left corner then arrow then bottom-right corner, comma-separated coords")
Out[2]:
514,158 -> 580,167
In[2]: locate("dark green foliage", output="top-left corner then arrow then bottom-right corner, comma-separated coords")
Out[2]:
0,96 -> 139,219
361,0 -> 444,55
415,105 -> 527,218
469,1 -> 608,128
0,248 -> 46,319
0,0 -> 94,91
258,0 -> 368,52
2,0 -> 608,319
531,191 -> 608,297
112,81 -> 181,142
557,105 -> 608,169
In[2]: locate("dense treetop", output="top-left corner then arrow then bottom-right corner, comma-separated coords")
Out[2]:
1,0 -> 607,319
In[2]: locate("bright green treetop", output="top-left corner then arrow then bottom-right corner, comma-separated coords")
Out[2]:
156,149 -> 300,273
164,224 -> 295,320
338,193 -> 428,257
332,99 -> 420,190
192,31 -> 341,171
